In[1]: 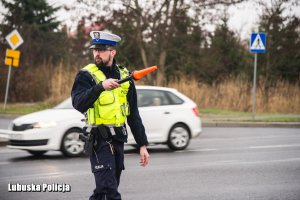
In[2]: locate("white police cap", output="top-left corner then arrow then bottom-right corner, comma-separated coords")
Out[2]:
89,31 -> 121,49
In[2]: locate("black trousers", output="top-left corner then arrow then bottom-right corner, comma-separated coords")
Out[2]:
89,140 -> 124,200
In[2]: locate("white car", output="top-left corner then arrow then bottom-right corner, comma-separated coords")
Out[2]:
6,99 -> 86,157
130,86 -> 202,150
5,86 -> 202,156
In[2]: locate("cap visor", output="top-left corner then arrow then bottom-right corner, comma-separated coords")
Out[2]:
89,44 -> 110,50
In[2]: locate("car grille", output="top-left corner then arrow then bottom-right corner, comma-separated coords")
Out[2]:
9,139 -> 48,146
12,124 -> 33,131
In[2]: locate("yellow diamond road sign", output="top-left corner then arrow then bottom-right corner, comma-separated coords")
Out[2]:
5,49 -> 21,67
5,29 -> 24,50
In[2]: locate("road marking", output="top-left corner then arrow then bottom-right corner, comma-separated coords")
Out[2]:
176,157 -> 300,169
199,134 -> 300,142
227,157 -> 300,166
182,143 -> 300,153
192,157 -> 300,168
0,172 -> 62,182
249,144 -> 300,149
0,161 -> 10,165
0,171 -> 91,183
186,148 -> 218,152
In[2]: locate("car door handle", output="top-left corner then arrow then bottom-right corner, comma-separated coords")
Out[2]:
164,111 -> 170,114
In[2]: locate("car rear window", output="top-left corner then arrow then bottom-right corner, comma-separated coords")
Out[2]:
166,91 -> 184,104
137,89 -> 183,107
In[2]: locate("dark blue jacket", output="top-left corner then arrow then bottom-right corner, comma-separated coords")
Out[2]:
71,61 -> 148,147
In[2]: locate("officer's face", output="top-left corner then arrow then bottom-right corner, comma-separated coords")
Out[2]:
93,48 -> 116,67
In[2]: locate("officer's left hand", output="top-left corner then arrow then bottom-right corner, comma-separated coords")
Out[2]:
139,145 -> 150,167
102,78 -> 120,91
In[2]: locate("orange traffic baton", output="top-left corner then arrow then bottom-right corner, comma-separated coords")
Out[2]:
117,66 -> 158,84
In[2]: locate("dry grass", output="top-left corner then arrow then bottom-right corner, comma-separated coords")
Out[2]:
167,76 -> 300,113
48,63 -> 79,104
48,67 -> 300,114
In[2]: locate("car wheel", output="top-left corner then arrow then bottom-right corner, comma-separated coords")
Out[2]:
167,124 -> 190,150
61,128 -> 84,157
27,150 -> 47,157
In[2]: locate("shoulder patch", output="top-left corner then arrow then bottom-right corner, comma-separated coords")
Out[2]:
116,64 -> 125,69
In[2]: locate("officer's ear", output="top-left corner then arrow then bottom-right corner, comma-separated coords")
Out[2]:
110,49 -> 117,57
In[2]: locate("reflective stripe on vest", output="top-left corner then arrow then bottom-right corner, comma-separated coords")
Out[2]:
82,64 -> 130,127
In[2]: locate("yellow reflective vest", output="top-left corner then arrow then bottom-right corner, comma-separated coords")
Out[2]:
82,64 -> 130,127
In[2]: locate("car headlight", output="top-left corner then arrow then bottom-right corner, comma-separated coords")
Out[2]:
32,121 -> 57,129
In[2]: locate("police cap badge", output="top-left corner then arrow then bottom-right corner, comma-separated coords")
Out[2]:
89,31 -> 121,49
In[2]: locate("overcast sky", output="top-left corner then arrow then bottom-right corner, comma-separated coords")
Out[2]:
1,0 -> 299,40
47,0 -> 299,40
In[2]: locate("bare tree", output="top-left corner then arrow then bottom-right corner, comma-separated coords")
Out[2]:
73,0 -> 246,84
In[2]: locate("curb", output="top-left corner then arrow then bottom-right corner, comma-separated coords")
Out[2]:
203,122 -> 300,128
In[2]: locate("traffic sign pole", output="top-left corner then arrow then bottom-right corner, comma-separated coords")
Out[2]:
252,53 -> 257,119
250,32 -> 266,120
3,66 -> 12,111
3,29 -> 24,111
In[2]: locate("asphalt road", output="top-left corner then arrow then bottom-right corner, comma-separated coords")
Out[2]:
0,127 -> 300,200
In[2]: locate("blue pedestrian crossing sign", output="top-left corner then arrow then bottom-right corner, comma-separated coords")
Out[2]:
250,33 -> 266,53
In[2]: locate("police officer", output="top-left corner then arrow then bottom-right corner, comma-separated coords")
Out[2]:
71,31 -> 150,200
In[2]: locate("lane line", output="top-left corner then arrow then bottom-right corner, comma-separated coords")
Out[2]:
0,161 -> 10,165
222,157 -> 300,166
0,172 -> 62,182
250,144 -> 300,149
185,148 -> 218,152
0,171 -> 91,183
198,135 -> 300,142
186,143 -> 300,153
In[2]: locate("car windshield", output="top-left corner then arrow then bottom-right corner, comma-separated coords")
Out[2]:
54,98 -> 73,109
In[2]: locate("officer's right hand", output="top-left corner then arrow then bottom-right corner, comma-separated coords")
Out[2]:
102,79 -> 120,91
